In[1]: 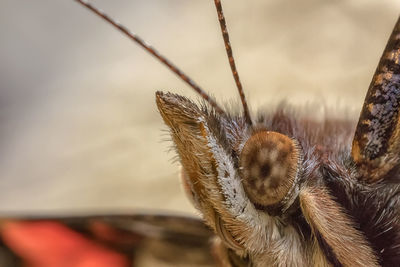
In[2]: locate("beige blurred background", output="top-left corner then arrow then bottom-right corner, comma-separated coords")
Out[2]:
0,0 -> 399,216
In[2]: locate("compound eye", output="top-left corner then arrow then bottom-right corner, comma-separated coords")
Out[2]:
239,131 -> 300,207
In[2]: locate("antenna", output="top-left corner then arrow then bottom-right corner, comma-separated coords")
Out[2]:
74,0 -> 226,115
213,0 -> 252,125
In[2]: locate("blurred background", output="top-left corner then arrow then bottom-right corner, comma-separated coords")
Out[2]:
0,0 -> 399,216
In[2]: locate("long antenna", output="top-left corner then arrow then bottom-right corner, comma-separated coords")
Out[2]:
213,0 -> 252,125
74,0 -> 226,115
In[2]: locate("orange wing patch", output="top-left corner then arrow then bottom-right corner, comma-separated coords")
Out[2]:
1,221 -> 130,267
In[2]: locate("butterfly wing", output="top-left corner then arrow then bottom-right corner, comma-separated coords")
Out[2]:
0,213 -> 217,267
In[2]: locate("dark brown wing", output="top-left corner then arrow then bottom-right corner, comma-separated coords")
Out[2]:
0,213 -> 217,267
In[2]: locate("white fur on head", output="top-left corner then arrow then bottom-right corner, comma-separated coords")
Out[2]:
198,118 -> 308,266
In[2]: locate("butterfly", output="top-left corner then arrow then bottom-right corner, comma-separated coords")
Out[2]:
1,0 -> 400,266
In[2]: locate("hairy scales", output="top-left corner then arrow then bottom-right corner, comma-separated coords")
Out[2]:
157,91 -> 400,266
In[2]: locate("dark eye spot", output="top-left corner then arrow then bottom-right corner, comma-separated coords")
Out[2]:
260,163 -> 271,178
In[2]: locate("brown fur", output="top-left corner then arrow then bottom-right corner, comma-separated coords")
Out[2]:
300,186 -> 379,267
158,87 -> 400,266
156,92 -> 252,252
